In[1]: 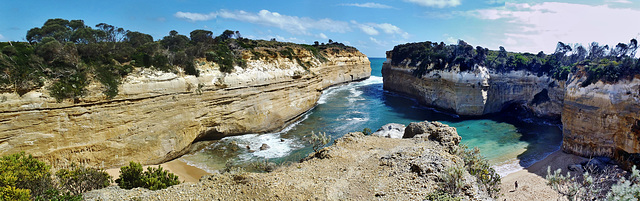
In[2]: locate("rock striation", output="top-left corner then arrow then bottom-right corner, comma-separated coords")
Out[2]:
0,48 -> 370,168
562,74 -> 640,167
84,121 -> 491,201
383,50 -> 640,168
382,54 -> 564,118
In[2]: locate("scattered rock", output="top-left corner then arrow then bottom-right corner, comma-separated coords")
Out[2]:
372,123 -> 405,139
260,144 -> 270,151
568,164 -> 584,172
583,158 -> 606,172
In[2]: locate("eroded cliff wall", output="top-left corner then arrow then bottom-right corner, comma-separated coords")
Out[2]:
382,58 -> 564,118
0,49 -> 370,168
562,76 -> 640,166
383,54 -> 640,167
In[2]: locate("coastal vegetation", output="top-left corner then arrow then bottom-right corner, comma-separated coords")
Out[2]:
546,165 -> 640,200
115,162 -> 180,190
0,18 -> 357,102
389,39 -> 640,86
0,152 -> 109,201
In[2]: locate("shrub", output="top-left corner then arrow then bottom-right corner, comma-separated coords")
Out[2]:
607,165 -> 640,200
439,165 -> 466,196
55,163 -> 111,195
309,131 -> 330,152
0,186 -> 31,201
546,165 -> 620,200
35,189 -> 82,201
184,61 -> 199,77
95,65 -> 120,99
454,145 -> 501,198
425,190 -> 461,201
0,152 -> 53,199
362,128 -> 372,135
48,72 -> 87,102
115,161 -> 180,190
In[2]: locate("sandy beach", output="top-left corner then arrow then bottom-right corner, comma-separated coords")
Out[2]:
106,159 -> 210,184
499,150 -> 589,201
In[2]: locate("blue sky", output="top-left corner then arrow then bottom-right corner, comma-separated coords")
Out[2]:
2,0 -> 640,57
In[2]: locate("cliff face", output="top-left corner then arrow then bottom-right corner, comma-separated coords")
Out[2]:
382,58 -> 564,118
383,53 -> 640,167
0,48 -> 370,168
562,76 -> 640,167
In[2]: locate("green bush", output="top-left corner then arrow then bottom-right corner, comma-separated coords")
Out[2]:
439,165 -> 466,196
0,186 -> 31,201
55,163 -> 111,195
95,65 -> 120,99
35,189 -> 82,201
0,152 -> 53,199
425,190 -> 461,201
607,166 -> 640,200
455,145 -> 501,198
48,72 -> 88,102
362,128 -> 372,135
309,131 -> 330,152
115,161 -> 180,190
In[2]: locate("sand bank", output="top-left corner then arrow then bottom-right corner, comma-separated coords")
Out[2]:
499,150 -> 588,201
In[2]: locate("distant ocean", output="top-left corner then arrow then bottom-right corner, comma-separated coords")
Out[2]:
181,58 -> 563,176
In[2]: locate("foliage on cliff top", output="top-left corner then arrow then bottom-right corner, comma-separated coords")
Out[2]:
389,39 -> 640,86
0,18 -> 360,102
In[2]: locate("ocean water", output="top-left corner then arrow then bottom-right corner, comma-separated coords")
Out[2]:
180,58 -> 563,176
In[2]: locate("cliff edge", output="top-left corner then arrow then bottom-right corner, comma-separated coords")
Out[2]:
0,46 -> 370,168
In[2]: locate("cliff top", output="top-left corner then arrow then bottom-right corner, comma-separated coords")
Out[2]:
387,40 -> 640,86
0,18 -> 365,102
84,121 -> 497,200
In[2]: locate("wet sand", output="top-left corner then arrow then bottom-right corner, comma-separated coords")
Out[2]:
499,150 -> 588,201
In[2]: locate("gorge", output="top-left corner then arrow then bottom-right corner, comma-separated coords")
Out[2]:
382,41 -> 640,168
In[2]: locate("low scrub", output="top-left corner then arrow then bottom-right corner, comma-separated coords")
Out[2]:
115,161 -> 180,190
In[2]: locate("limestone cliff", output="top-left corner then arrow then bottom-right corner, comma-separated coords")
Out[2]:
382,53 -> 564,118
0,47 -> 370,168
562,74 -> 640,167
383,48 -> 640,168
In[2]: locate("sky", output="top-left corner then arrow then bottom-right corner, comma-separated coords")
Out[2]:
2,0 -> 640,57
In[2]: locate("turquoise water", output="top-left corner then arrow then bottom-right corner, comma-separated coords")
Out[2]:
181,58 -> 563,176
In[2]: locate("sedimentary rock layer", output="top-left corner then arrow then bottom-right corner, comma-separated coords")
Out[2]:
0,50 -> 370,168
383,54 -> 640,167
382,59 -> 563,118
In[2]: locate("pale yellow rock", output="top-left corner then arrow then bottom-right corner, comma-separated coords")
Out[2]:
0,49 -> 370,168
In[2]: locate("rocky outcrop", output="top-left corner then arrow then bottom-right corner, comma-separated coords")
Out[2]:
84,122 -> 491,200
372,123 -> 405,139
562,75 -> 640,168
0,48 -> 370,168
382,57 -> 564,118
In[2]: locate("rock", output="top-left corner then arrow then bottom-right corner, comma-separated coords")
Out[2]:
372,123 -> 405,139
583,158 -> 606,172
568,164 -> 584,172
0,49 -> 371,168
260,144 -> 270,151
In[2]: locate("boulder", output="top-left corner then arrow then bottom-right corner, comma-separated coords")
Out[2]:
372,123 -> 406,139
260,144 -> 271,151
568,164 -> 584,172
403,121 -> 460,148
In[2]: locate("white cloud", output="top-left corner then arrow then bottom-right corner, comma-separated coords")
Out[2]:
357,24 -> 380,35
468,2 -> 640,53
340,2 -> 394,9
174,11 -> 217,21
175,10 -> 409,39
404,0 -> 461,8
606,0 -> 632,4
0,34 -> 5,40
369,37 -> 384,46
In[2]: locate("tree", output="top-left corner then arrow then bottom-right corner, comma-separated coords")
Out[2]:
125,31 -> 153,48
189,29 -> 213,44
161,30 -> 189,51
95,23 -> 128,42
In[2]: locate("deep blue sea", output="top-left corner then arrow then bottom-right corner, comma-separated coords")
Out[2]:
181,58 -> 563,176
